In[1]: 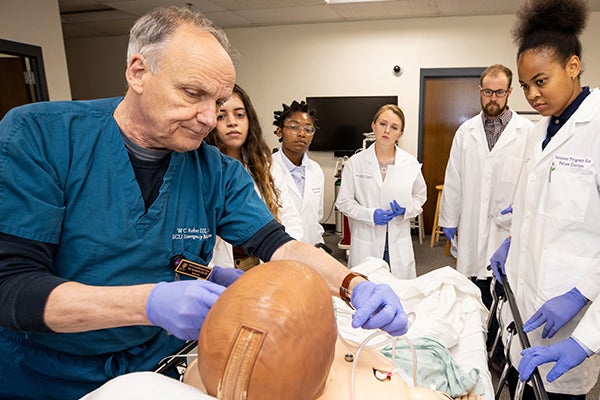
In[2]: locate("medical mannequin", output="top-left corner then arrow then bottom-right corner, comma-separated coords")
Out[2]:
189,260 -> 467,400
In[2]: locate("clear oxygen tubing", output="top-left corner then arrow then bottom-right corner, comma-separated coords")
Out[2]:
335,305 -> 417,400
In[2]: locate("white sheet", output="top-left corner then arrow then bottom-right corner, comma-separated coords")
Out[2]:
345,257 -> 493,400
82,258 -> 493,400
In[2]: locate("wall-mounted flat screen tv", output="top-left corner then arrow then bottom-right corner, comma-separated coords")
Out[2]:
306,95 -> 398,156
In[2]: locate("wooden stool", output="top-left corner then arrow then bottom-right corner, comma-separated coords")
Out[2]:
410,213 -> 425,245
430,184 -> 444,248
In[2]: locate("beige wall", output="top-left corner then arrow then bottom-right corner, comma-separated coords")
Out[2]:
63,12 -> 600,224
1,0 -> 71,100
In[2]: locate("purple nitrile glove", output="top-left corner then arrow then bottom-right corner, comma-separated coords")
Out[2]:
519,337 -> 587,382
351,281 -> 409,336
501,205 -> 513,214
490,237 -> 511,284
389,200 -> 406,217
209,265 -> 244,287
146,280 -> 225,340
373,208 -> 395,225
442,227 -> 456,241
523,287 -> 588,339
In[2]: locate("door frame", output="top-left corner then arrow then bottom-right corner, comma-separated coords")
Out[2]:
417,67 -> 484,161
0,38 -> 49,103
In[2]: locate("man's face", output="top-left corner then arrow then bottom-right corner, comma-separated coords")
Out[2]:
135,24 -> 236,152
480,74 -> 511,118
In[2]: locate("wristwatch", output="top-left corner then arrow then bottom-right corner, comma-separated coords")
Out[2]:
339,271 -> 368,309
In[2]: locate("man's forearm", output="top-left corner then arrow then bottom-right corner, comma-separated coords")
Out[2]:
43,281 -> 154,332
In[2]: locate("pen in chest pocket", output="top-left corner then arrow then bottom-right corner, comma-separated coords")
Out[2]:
548,161 -> 556,183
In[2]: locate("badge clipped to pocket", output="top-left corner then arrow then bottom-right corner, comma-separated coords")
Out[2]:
171,255 -> 213,280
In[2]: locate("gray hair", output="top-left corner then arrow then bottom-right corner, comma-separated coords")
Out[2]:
127,6 -> 233,73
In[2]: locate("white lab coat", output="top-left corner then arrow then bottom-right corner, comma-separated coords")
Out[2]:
272,149 -> 325,246
209,161 -> 304,268
573,292 -> 600,354
502,88 -> 600,394
335,144 -> 427,279
439,111 -> 533,278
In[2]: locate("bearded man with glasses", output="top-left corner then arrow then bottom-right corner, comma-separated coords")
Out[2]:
438,64 -> 534,359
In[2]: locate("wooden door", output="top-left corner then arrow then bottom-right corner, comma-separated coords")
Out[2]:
418,69 -> 484,234
0,57 -> 31,120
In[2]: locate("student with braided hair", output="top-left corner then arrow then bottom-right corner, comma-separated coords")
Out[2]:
272,100 -> 326,247
489,0 -> 600,398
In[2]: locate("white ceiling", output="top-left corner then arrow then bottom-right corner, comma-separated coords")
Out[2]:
59,0 -> 600,40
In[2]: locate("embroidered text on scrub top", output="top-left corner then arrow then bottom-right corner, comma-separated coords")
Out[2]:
482,108 -> 512,150
542,86 -> 590,150
280,150 -> 308,198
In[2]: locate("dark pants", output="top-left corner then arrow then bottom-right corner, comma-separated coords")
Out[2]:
507,367 -> 586,400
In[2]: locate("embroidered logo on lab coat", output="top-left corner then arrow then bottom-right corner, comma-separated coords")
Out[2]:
554,154 -> 593,170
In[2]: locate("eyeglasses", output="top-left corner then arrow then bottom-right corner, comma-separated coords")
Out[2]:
481,88 -> 508,97
283,123 -> 316,136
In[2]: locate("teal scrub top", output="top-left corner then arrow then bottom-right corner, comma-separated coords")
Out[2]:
0,98 -> 274,355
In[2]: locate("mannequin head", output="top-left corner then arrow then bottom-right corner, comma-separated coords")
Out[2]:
196,260 -> 337,400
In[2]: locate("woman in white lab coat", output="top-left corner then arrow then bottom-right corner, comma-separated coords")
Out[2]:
491,0 -> 600,397
205,84 -> 304,269
272,100 -> 325,247
336,104 -> 426,279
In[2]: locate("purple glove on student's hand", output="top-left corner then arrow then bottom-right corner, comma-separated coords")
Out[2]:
373,209 -> 395,225
523,288 -> 588,338
490,237 -> 511,284
389,200 -> 406,217
146,280 -> 225,340
442,227 -> 456,241
519,337 -> 587,382
351,281 -> 409,336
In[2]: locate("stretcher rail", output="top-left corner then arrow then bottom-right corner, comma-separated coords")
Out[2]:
500,272 -> 549,400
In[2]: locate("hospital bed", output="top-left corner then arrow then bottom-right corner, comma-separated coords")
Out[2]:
82,258 -> 493,400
